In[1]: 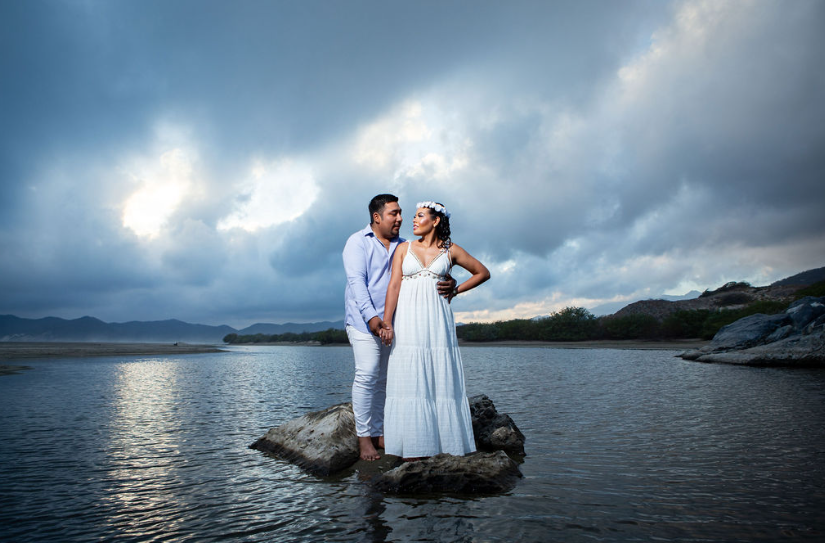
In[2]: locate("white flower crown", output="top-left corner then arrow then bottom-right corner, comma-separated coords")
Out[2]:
416,201 -> 451,219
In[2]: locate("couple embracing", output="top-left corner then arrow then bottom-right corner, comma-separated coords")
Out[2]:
343,194 -> 490,461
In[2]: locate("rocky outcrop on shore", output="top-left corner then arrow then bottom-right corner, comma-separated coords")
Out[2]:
680,296 -> 825,366
250,395 -> 526,493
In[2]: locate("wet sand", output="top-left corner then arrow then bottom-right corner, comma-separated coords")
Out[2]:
231,339 -> 709,350
0,364 -> 31,376
458,339 -> 708,350
0,342 -> 225,362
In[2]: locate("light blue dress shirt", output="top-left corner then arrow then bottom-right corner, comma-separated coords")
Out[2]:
343,224 -> 405,335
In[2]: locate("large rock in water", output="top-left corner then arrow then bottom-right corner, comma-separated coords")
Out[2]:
469,394 -> 526,456
251,395 -> 526,490
681,296 -> 825,367
371,451 -> 523,494
250,402 -> 358,476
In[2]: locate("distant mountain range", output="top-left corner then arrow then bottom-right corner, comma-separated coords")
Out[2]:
3,266 -> 821,343
0,315 -> 345,344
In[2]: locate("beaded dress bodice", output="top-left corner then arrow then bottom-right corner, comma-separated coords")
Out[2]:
401,243 -> 451,281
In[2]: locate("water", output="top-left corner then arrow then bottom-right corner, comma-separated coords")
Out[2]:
1,346 -> 824,542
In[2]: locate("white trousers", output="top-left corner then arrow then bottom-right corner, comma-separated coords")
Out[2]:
347,325 -> 390,437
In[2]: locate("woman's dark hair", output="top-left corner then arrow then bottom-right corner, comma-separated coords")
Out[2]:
426,203 -> 452,249
368,194 -> 398,223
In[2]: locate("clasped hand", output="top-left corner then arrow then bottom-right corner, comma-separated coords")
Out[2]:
368,316 -> 394,346
378,324 -> 394,346
369,275 -> 456,347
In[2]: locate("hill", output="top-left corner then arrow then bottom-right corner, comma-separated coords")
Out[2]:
0,315 -> 345,343
589,290 -> 701,317
770,266 -> 825,287
612,266 -> 824,321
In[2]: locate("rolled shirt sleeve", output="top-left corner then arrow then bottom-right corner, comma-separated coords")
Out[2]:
343,234 -> 379,327
343,225 -> 402,335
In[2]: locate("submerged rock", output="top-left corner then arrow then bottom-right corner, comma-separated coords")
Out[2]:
681,296 -> 825,367
250,402 -> 358,476
469,394 -> 526,456
371,451 -> 522,494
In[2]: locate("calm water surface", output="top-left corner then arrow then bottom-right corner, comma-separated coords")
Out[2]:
1,346 -> 824,542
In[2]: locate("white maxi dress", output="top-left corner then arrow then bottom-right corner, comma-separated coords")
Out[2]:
384,244 -> 476,458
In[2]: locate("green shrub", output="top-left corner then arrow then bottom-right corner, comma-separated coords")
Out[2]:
537,307 -> 599,341
661,310 -> 711,338
700,281 -> 751,298
601,314 -> 660,339
716,292 -> 753,306
456,322 -> 498,341
794,281 -> 825,299
458,307 -> 598,342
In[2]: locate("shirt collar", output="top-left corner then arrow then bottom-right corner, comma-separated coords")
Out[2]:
362,224 -> 400,243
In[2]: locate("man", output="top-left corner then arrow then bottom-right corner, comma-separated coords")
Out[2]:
343,194 -> 455,461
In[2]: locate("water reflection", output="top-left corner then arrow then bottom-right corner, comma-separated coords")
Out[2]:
1,347 -> 823,542
102,358 -> 189,538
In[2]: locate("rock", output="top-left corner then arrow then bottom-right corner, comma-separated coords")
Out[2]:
469,394 -> 526,456
252,394 -> 527,486
787,297 -> 825,329
681,296 -> 825,367
250,402 -> 358,476
709,313 -> 791,351
804,314 -> 825,335
685,333 -> 825,367
371,451 -> 523,494
765,325 -> 794,343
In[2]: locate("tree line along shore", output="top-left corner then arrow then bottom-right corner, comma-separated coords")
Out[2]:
223,280 -> 825,346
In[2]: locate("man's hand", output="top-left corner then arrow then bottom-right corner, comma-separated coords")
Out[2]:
437,274 -> 458,303
368,316 -> 385,336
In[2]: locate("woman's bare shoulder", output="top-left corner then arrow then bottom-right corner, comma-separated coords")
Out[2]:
394,241 -> 410,256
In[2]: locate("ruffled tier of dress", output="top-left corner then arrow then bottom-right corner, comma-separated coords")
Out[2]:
384,345 -> 475,457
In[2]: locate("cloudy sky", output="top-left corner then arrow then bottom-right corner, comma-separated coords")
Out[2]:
2,0 -> 824,328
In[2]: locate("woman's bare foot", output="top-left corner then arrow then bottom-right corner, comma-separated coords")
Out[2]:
372,436 -> 385,449
359,436 -> 381,461
402,457 -> 428,462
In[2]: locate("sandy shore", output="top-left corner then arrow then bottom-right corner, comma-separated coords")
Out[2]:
0,342 -> 225,362
458,339 -> 708,350
229,339 -> 709,350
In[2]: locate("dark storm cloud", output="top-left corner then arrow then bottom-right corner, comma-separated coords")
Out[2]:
1,0 -> 823,326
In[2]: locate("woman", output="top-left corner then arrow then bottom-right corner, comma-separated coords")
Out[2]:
380,201 -> 490,460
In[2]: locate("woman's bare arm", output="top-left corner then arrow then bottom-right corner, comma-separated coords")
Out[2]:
449,243 -> 491,296
380,242 -> 407,344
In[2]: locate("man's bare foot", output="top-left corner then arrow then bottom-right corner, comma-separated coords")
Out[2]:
372,436 -> 385,449
359,436 -> 381,461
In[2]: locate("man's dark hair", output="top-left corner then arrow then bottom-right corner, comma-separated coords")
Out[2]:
369,194 -> 398,223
